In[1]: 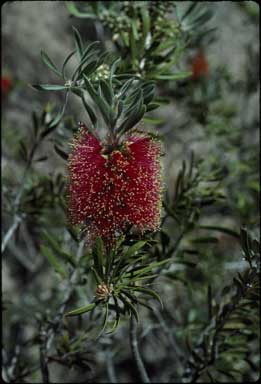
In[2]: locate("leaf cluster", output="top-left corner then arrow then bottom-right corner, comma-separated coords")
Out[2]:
32,31 -> 161,140
164,152 -> 225,228
182,228 -> 260,382
65,237 -> 168,335
67,1 -> 213,81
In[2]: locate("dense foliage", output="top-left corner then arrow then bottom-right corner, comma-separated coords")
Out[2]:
2,2 -> 259,383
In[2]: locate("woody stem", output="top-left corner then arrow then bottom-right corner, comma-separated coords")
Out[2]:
129,315 -> 150,383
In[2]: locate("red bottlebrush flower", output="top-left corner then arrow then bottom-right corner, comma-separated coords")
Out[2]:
68,126 -> 163,246
1,76 -> 13,97
191,49 -> 209,80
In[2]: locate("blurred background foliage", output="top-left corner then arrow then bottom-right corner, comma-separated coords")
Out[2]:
2,1 -> 260,383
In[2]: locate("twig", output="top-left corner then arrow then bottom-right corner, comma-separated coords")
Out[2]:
38,239 -> 85,380
2,214 -> 23,253
106,350 -> 117,383
5,239 -> 36,271
38,281 -> 74,383
169,227 -> 187,257
2,111 -> 55,253
39,326 -> 50,383
183,268 -> 258,382
153,308 -> 184,367
129,315 -> 150,383
2,138 -> 38,253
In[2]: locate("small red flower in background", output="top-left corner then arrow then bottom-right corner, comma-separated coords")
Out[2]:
191,49 -> 209,80
1,75 -> 13,97
68,125 -> 162,246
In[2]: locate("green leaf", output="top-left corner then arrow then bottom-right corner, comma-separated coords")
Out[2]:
180,2 -> 198,21
191,236 -> 218,244
154,39 -> 177,55
119,30 -> 129,47
83,75 -> 114,128
93,237 -> 104,278
42,230 -> 76,266
32,111 -> 39,137
109,58 -> 121,87
152,72 -> 192,80
19,140 -> 28,162
128,274 -> 159,282
189,9 -> 213,28
131,19 -> 139,41
93,50 -> 110,69
146,102 -> 160,112
72,26 -> 83,57
91,267 -> 102,284
81,41 -> 101,61
35,156 -> 48,162
41,245 -> 68,278
142,82 -> 155,104
199,225 -> 240,239
66,2 -> 96,18
118,294 -> 139,322
116,100 -> 124,119
114,74 -> 141,81
99,79 -> 113,105
125,258 -> 170,278
112,241 -> 147,279
118,103 -> 146,135
130,23 -> 138,64
141,7 -> 150,41
143,116 -> 165,125
115,255 -> 147,281
41,50 -> 63,78
130,287 -> 163,308
31,84 -> 67,91
119,78 -> 135,98
39,124 -> 55,139
65,302 -> 97,317
82,60 -> 99,76
105,248 -> 115,278
124,241 -> 147,259
72,44 -> 100,80
82,41 -> 100,62
81,95 -> 97,127
62,50 -> 76,79
95,303 -> 109,339
240,227 -> 251,258
54,145 -> 69,161
107,297 -> 121,334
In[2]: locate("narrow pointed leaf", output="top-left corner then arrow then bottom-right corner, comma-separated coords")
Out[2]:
41,245 -> 67,278
66,2 -> 96,18
107,297 -> 121,334
65,302 -> 97,317
131,287 -> 163,308
54,145 -> 69,161
42,230 -> 76,266
31,84 -> 67,91
152,71 -> 192,80
199,225 -> 240,239
95,303 -> 109,339
41,50 -> 63,78
124,241 -> 147,259
62,50 -> 76,79
73,26 -> 83,57
119,294 -> 139,322
93,237 -> 104,278
81,96 -> 97,127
